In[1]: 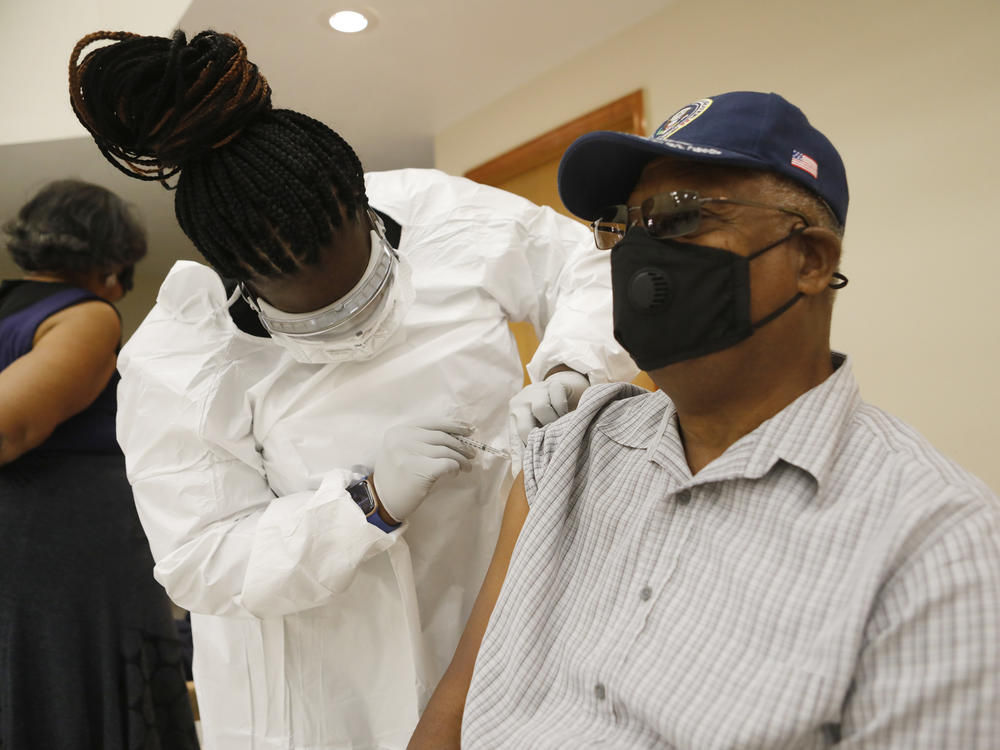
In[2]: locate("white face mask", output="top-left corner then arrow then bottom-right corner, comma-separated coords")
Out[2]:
240,224 -> 414,365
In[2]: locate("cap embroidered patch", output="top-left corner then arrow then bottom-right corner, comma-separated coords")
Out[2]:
653,98 -> 713,140
791,150 -> 818,178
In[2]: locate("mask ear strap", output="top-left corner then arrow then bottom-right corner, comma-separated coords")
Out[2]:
367,207 -> 400,262
752,271 -> 849,331
746,226 -> 806,261
236,282 -> 262,313
367,208 -> 387,238
751,292 -> 803,331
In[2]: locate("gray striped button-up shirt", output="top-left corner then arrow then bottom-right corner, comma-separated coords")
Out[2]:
462,355 -> 1000,749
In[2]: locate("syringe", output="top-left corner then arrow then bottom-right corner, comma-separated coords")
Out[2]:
452,433 -> 510,459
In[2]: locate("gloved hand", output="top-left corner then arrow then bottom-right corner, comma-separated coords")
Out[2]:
507,370 -> 590,471
372,419 -> 477,523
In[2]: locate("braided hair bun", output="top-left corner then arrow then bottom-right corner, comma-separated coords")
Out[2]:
70,30 -> 272,182
68,29 -> 369,281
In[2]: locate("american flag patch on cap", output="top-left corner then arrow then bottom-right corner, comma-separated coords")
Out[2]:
791,150 -> 818,178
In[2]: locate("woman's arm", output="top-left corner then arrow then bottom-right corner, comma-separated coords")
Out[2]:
116,290 -> 401,618
408,474 -> 530,749
362,170 -> 638,385
0,301 -> 119,465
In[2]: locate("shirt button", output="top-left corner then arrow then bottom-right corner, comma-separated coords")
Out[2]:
676,489 -> 691,505
639,586 -> 652,601
594,683 -> 606,700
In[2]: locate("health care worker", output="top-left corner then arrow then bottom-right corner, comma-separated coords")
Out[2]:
69,29 -> 636,750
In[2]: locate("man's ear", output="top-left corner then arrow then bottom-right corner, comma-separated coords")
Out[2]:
795,226 -> 842,296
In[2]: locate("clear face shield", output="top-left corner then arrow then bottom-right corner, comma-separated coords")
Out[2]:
238,209 -> 414,364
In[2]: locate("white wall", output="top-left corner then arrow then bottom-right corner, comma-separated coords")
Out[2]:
436,0 -> 1000,492
0,0 -> 192,146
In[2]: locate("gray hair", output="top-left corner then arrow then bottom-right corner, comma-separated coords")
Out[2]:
3,180 -> 147,273
760,172 -> 844,238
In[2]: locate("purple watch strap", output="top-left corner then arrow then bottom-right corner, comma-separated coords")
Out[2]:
366,510 -> 399,533
348,478 -> 400,533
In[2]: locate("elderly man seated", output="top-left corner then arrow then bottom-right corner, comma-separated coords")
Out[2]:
409,91 -> 1000,749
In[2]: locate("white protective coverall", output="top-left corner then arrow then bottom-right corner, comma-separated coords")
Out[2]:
117,168 -> 636,749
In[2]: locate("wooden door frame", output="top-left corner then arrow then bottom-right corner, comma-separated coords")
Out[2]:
464,90 -> 645,186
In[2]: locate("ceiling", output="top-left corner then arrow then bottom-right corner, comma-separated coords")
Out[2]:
1,0 -> 673,300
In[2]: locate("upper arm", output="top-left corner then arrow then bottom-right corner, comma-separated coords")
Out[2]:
449,473 -> 530,678
408,474 -> 530,749
494,202 -> 593,331
0,301 -> 119,462
838,506 -> 1000,747
486,196 -> 635,385
467,473 -> 531,632
116,329 -> 273,613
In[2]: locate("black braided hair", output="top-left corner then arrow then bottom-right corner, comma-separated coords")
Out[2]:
3,180 -> 147,274
69,30 -> 369,281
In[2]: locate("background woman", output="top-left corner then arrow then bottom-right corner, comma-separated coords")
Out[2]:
0,180 -> 199,748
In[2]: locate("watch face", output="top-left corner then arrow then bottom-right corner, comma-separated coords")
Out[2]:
349,482 -> 376,515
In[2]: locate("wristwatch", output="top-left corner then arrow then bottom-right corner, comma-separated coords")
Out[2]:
347,477 -> 399,533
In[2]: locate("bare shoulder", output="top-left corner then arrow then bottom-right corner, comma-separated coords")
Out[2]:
33,299 -> 121,351
0,299 -> 121,463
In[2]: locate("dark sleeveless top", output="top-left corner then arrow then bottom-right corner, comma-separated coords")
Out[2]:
0,280 -> 201,748
0,280 -> 121,455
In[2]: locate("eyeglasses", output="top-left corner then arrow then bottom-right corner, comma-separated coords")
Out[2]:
590,190 -> 811,250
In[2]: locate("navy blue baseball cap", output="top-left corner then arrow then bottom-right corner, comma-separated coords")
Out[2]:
558,91 -> 848,226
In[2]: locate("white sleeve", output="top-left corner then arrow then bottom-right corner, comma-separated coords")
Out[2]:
366,169 -> 638,385
116,266 -> 398,619
500,199 -> 637,384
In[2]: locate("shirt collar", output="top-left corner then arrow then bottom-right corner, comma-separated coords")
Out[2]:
743,352 -> 859,490
633,353 -> 860,490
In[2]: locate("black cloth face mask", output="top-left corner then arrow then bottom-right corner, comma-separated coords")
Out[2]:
610,225 -> 812,371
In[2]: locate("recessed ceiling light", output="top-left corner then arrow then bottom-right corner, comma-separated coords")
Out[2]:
329,10 -> 369,33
